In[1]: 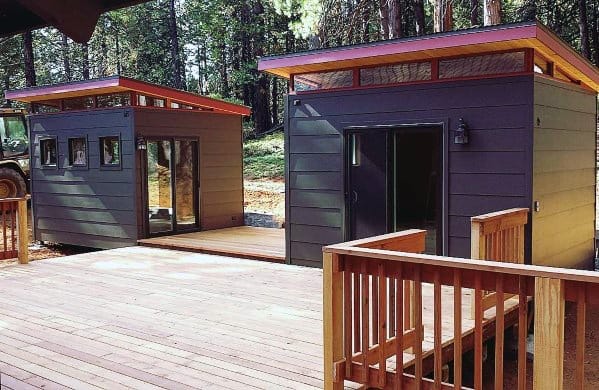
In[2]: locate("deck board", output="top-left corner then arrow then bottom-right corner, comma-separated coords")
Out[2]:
138,227 -> 286,262
0,247 -> 517,389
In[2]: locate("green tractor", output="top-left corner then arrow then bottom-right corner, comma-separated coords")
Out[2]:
0,108 -> 29,198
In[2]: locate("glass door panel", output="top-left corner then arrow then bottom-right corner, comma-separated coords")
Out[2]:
175,140 -> 198,231
147,140 -> 173,234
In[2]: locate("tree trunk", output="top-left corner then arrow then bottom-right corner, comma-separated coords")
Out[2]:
252,0 -> 272,134
271,78 -> 278,125
22,30 -> 36,87
168,0 -> 185,89
362,4 -> 371,42
484,0 -> 502,25
592,2 -> 599,65
3,74 -> 11,107
115,30 -> 121,75
578,0 -> 591,60
379,0 -> 390,39
389,0 -> 403,38
470,0 -> 481,26
82,43 -> 90,79
61,34 -> 71,81
434,0 -> 453,32
414,0 -> 426,35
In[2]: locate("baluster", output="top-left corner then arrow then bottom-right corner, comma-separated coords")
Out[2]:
414,264 -> 423,389
343,269 -> 352,379
474,273 -> 483,390
433,270 -> 442,388
354,273 -> 361,353
378,263 -> 386,387
495,274 -> 505,390
372,275 -> 379,346
575,284 -> 586,390
389,279 -> 395,338
517,276 -> 527,390
11,201 -> 16,252
395,264 -> 404,389
361,264 -> 370,383
453,269 -> 462,389
2,202 -> 6,255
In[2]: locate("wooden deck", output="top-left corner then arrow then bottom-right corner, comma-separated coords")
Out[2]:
0,246 -> 521,389
138,226 -> 286,262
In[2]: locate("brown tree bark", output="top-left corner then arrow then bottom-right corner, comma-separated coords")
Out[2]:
3,75 -> 11,107
168,0 -> 185,89
389,0 -> 403,38
434,0 -> 453,32
61,34 -> 71,81
271,78 -> 278,125
22,30 -> 36,87
578,0 -> 591,60
252,0 -> 272,134
82,42 -> 90,79
414,0 -> 426,35
470,0 -> 481,25
484,0 -> 502,26
379,0 -> 390,38
592,3 -> 599,65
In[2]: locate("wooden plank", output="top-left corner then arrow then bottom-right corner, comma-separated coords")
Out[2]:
518,276 -> 527,390
344,269 -> 352,379
361,265 -> 370,384
323,252 -> 344,390
378,264 -> 387,387
433,271 -> 442,388
495,275 -> 505,390
474,274 -> 483,390
453,270 -> 462,390
575,285 -> 586,390
414,265 -> 423,390
17,199 -> 27,264
533,277 -> 565,390
395,265 -> 404,390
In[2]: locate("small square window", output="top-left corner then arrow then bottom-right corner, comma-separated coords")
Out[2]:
100,136 -> 120,166
68,137 -> 87,167
40,137 -> 57,168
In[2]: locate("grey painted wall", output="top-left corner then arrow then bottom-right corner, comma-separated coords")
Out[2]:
30,108 -> 137,249
286,75 -> 535,267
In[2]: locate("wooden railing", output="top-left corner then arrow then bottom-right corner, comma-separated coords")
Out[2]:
0,197 -> 28,264
470,208 -> 528,317
323,227 -> 598,390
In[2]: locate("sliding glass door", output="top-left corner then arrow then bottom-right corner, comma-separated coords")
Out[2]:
146,139 -> 198,235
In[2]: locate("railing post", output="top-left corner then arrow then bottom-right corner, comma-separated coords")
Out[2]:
17,198 -> 28,264
533,277 -> 565,390
323,251 -> 344,390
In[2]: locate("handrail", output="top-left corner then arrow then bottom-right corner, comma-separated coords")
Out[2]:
324,222 -> 598,389
0,196 -> 28,264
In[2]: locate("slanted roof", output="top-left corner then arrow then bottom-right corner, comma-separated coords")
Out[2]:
258,21 -> 599,92
0,0 -> 149,43
5,76 -> 251,116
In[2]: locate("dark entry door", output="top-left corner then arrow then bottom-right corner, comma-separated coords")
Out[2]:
146,138 -> 199,235
347,127 -> 443,254
347,131 -> 389,240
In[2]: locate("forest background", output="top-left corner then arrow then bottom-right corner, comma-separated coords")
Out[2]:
0,0 -> 598,135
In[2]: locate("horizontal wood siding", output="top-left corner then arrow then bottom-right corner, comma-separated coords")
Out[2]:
30,108 -> 137,249
133,108 -> 243,232
287,75 -> 534,266
532,76 -> 597,269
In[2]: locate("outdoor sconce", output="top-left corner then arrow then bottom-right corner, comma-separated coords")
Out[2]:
454,118 -> 469,145
136,135 -> 147,150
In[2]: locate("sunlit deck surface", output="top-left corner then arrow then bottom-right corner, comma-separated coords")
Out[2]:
138,226 -> 286,263
0,247 -> 517,389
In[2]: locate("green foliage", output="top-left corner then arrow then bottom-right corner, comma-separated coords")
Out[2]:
243,132 -> 284,179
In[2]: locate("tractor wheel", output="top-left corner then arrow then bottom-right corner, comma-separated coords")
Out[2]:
0,168 -> 26,198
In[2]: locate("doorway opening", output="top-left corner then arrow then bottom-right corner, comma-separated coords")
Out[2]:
145,138 -> 199,236
346,126 -> 443,254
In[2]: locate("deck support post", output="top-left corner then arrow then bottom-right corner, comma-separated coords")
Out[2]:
323,252 -> 344,390
17,198 -> 28,264
533,277 -> 565,390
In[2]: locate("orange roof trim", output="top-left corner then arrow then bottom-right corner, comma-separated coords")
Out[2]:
5,76 -> 251,116
259,21 -> 599,92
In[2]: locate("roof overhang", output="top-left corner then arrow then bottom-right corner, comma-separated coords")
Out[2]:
258,22 -> 599,92
0,0 -> 149,43
5,76 -> 251,116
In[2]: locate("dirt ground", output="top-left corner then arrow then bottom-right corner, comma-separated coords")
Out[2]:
243,178 -> 285,217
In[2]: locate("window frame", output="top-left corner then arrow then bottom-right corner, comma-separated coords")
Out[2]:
39,136 -> 59,169
99,135 -> 122,170
67,136 -> 89,170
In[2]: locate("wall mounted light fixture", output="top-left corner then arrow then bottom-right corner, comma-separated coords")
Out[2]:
136,135 -> 147,150
454,118 -> 469,145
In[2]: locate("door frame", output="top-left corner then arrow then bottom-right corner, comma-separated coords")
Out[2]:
343,122 -> 448,255
142,136 -> 200,238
